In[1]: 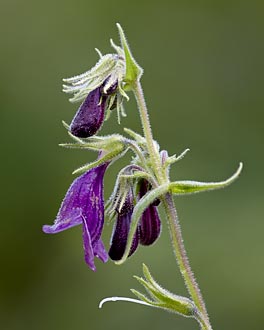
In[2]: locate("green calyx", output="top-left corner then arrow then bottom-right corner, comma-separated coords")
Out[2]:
60,132 -> 126,151
116,23 -> 143,86
132,264 -> 196,317
60,132 -> 128,175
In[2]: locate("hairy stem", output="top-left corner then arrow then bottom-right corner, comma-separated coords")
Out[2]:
195,309 -> 213,330
132,80 -> 212,330
162,193 -> 212,330
132,81 -> 163,182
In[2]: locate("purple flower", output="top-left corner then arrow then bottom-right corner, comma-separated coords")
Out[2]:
69,86 -> 107,138
138,179 -> 161,246
69,81 -> 118,138
109,189 -> 139,261
43,162 -> 108,271
108,179 -> 161,261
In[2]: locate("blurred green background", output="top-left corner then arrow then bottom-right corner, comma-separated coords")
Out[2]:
1,0 -> 263,329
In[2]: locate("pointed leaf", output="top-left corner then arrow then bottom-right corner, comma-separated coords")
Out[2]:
116,23 -> 143,85
170,162 -> 243,195
73,148 -> 126,175
130,289 -> 156,306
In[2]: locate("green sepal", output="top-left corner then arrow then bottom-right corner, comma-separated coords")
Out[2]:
116,23 -> 143,85
130,289 -> 156,306
132,264 -> 196,318
60,133 -> 126,152
63,54 -> 118,103
124,127 -> 146,145
62,120 -> 70,130
165,148 -> 190,166
119,171 -> 152,182
72,147 -> 128,175
134,276 -> 162,301
61,122 -> 85,144
170,162 -> 243,195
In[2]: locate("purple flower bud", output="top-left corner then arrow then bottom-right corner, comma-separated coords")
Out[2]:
109,190 -> 139,261
138,179 -> 161,246
69,86 -> 106,138
69,79 -> 118,138
43,162 -> 109,271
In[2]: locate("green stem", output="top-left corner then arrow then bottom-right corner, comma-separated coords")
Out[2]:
132,80 -> 212,330
162,193 -> 212,330
195,309 -> 213,330
132,81 -> 162,182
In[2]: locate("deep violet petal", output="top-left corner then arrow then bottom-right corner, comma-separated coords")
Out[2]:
43,152 -> 109,271
42,208 -> 82,234
108,209 -> 139,261
82,218 -> 96,271
70,86 -> 106,138
139,205 -> 161,246
109,189 -> 139,261
42,163 -> 107,240
93,239 -> 108,263
78,163 -> 108,244
138,178 -> 161,246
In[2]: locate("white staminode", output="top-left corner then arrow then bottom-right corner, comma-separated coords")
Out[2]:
99,296 -> 152,309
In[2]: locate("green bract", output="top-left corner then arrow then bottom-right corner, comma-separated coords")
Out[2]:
132,264 -> 196,317
170,163 -> 243,195
116,23 -> 143,87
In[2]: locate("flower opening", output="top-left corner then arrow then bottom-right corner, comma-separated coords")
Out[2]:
43,162 -> 109,271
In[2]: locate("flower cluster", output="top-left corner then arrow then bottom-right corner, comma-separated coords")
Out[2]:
109,178 -> 161,261
43,25 -> 160,270
43,24 -> 242,275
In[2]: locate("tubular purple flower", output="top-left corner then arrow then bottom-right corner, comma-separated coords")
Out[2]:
138,179 -> 161,246
109,190 -> 139,261
42,162 -> 109,271
69,80 -> 118,138
70,85 -> 106,138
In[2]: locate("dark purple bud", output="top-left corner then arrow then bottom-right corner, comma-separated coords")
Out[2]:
43,161 -> 109,271
138,179 -> 161,246
70,86 -> 106,138
109,191 -> 139,261
139,204 -> 161,246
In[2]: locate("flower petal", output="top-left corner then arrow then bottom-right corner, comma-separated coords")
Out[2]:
70,86 -> 106,138
82,216 -> 96,271
43,163 -> 107,236
42,208 -> 82,234
43,153 -> 109,270
138,179 -> 161,246
81,164 -> 108,244
93,239 -> 108,263
109,190 -> 139,261
139,205 -> 161,246
109,209 -> 139,261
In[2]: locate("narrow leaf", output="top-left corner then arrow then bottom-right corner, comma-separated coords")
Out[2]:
116,23 -> 143,84
170,162 -> 243,195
